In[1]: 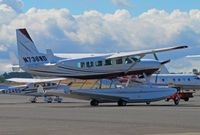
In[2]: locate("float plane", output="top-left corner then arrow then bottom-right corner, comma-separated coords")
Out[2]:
45,76 -> 178,106
16,28 -> 187,79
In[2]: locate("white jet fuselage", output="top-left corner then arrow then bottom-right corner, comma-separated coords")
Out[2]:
150,74 -> 200,90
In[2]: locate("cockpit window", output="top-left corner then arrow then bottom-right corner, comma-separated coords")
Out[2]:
131,56 -> 140,62
194,77 -> 200,80
125,57 -> 132,64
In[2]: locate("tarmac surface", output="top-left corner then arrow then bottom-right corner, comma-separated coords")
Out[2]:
0,94 -> 200,135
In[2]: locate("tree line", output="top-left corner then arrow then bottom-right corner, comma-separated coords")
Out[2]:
0,72 -> 32,83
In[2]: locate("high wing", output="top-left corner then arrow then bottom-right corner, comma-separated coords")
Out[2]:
106,46 -> 187,59
6,78 -> 66,83
186,55 -> 200,58
54,53 -> 111,59
54,46 -> 187,60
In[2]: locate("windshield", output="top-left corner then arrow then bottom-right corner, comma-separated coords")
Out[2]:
131,56 -> 140,62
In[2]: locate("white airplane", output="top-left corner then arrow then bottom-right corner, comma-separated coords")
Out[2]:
16,28 -> 187,79
45,78 -> 178,106
0,78 -> 68,103
150,74 -> 200,90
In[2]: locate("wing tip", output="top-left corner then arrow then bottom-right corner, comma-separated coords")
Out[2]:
175,45 -> 188,49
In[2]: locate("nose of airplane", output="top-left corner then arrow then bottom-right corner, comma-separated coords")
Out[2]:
140,59 -> 163,69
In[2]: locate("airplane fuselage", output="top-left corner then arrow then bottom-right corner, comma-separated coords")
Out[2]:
0,83 -> 67,97
150,74 -> 200,90
22,55 -> 162,79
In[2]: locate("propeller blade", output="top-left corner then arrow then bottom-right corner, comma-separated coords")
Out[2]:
160,59 -> 171,65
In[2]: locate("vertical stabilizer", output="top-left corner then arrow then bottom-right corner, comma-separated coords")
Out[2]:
17,28 -> 39,56
160,66 -> 170,74
16,28 -> 48,68
9,52 -> 20,71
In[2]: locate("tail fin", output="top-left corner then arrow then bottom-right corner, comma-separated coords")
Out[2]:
16,28 -> 48,68
9,52 -> 20,71
160,65 -> 170,74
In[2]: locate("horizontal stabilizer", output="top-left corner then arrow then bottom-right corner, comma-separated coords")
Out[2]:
186,55 -> 200,58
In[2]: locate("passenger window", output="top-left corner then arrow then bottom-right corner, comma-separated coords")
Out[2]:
116,58 -> 123,64
80,62 -> 85,68
178,78 -> 180,81
125,58 -> 132,64
162,79 -> 165,82
42,83 -> 45,87
86,61 -> 94,67
77,62 -> 81,68
95,61 -> 102,66
86,62 -> 90,67
90,62 -> 94,67
52,83 -> 56,86
104,59 -> 112,66
188,78 -> 191,81
173,78 -> 176,82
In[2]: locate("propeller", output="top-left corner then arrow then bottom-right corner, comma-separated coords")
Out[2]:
160,59 -> 171,65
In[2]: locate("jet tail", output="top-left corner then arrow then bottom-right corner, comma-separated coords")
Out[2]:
9,52 -> 20,72
16,28 -> 48,69
160,66 -> 170,74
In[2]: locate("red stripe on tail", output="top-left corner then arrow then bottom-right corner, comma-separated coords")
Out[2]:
19,28 -> 33,42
